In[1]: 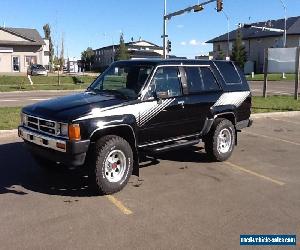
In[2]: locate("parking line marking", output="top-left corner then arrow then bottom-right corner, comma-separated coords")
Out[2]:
106,195 -> 133,215
225,162 -> 285,186
270,117 -> 300,125
245,131 -> 300,146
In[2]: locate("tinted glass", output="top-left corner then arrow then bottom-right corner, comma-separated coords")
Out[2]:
201,67 -> 219,91
214,61 -> 241,84
151,67 -> 182,98
185,67 -> 203,93
185,67 -> 219,93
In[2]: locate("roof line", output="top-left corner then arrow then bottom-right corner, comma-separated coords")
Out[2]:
0,27 -> 37,42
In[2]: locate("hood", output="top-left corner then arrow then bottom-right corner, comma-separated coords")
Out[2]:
22,91 -> 127,122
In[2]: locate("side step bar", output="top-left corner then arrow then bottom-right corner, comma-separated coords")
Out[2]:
148,139 -> 200,153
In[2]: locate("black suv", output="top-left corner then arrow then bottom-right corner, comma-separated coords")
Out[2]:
19,59 -> 252,194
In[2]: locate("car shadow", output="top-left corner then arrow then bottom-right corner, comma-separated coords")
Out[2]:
0,142 -> 212,197
0,142 -> 94,197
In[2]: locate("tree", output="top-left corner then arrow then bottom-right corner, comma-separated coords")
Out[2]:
231,30 -> 247,69
116,33 -> 130,61
81,47 -> 95,71
43,24 -> 54,70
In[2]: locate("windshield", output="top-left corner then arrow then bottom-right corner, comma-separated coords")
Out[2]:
88,63 -> 154,99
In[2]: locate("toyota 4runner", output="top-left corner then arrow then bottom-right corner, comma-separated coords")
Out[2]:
19,59 -> 252,194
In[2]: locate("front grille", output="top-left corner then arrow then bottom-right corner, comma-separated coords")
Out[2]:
26,115 -> 58,136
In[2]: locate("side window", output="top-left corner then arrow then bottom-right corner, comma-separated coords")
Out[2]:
200,67 -> 220,91
214,61 -> 241,85
150,67 -> 182,98
185,67 -> 220,93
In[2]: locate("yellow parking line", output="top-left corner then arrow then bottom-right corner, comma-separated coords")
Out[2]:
270,117 -> 300,126
225,162 -> 285,186
106,195 -> 133,215
245,131 -> 300,146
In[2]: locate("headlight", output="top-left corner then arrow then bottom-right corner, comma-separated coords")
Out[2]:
20,113 -> 27,125
58,123 -> 68,136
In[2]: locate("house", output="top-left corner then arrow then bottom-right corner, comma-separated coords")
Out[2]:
93,40 -> 163,70
207,16 -> 300,72
0,27 -> 49,73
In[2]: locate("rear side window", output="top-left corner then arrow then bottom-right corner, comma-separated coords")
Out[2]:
214,61 -> 241,85
185,67 -> 220,93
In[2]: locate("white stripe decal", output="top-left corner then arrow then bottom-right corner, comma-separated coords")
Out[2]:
75,98 -> 175,127
213,91 -> 250,108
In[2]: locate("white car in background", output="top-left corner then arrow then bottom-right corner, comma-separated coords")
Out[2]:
27,64 -> 48,76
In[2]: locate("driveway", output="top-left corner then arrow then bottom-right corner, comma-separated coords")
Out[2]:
0,114 -> 299,249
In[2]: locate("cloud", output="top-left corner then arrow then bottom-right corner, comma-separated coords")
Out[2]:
176,24 -> 184,29
189,39 -> 207,46
180,41 -> 187,46
189,39 -> 200,46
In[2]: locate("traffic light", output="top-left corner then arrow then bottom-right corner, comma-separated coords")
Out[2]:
167,40 -> 172,53
216,0 -> 223,12
193,4 -> 204,12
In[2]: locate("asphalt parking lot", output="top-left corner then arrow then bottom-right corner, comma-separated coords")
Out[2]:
0,114 -> 299,249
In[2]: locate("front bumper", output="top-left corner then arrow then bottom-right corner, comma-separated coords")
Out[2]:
18,126 -> 90,167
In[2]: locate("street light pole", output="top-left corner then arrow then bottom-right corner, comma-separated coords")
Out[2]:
162,0 -> 218,59
163,0 -> 167,59
279,0 -> 287,48
279,0 -> 287,79
222,9 -> 230,59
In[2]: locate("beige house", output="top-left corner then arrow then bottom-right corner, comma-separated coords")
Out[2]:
93,40 -> 163,70
207,16 -> 300,73
0,27 -> 49,73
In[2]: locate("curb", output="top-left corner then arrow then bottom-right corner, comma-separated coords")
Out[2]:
251,111 -> 300,119
0,129 -> 18,139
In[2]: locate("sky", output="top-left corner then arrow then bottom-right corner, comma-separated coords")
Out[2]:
1,0 -> 300,59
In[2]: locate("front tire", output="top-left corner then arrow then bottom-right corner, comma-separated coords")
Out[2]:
204,118 -> 235,162
89,135 -> 133,195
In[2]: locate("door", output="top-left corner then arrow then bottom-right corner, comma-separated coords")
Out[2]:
12,56 -> 20,72
138,66 -> 189,143
181,66 -> 222,135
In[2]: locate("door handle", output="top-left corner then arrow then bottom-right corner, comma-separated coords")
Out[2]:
178,101 -> 185,108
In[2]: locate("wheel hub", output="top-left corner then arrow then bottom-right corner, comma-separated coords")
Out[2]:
217,128 -> 232,154
104,150 -> 126,183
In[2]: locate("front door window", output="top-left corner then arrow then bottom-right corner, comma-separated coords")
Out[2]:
12,56 -> 20,72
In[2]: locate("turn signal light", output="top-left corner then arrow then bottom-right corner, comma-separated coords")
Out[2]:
68,124 -> 81,140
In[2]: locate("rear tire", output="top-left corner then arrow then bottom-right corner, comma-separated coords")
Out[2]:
204,118 -> 235,162
89,135 -> 133,195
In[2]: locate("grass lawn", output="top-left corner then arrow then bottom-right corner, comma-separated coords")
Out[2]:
0,75 -> 96,92
252,96 -> 300,113
246,73 -> 295,81
0,107 -> 21,130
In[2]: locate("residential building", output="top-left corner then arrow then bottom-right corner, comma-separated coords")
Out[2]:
0,27 -> 49,73
93,40 -> 163,70
207,16 -> 300,72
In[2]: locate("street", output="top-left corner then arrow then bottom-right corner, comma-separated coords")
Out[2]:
0,90 -> 81,107
0,114 -> 299,249
0,80 -> 298,107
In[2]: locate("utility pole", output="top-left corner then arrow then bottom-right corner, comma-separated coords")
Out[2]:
56,44 -> 60,86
